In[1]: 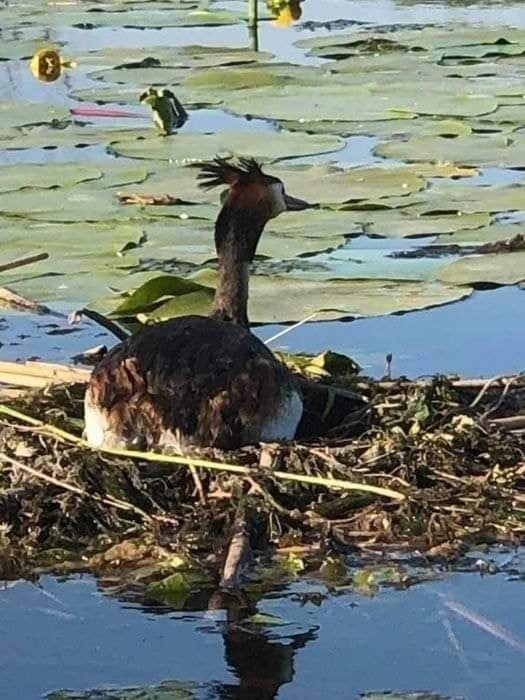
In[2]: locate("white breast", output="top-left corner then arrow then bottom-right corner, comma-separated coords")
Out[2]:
258,388 -> 303,442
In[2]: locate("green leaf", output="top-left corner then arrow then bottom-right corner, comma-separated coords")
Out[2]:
244,612 -> 289,626
112,274 -> 214,317
147,571 -> 207,608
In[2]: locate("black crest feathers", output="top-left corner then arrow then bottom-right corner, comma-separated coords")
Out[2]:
197,157 -> 265,190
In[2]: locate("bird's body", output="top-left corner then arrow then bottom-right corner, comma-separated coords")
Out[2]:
85,315 -> 302,450
84,159 -> 307,452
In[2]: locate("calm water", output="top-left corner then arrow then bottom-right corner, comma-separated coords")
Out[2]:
1,1 -> 525,698
1,548 -> 525,700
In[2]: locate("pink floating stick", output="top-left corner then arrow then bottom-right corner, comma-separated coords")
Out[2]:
70,106 -> 147,119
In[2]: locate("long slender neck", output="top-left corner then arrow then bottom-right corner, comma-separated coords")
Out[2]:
210,207 -> 267,327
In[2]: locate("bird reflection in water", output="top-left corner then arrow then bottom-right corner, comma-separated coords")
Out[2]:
208,589 -> 318,699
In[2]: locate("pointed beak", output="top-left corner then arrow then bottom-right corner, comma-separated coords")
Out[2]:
284,193 -> 310,211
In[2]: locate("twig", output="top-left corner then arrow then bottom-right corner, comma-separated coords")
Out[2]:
0,361 -> 90,388
0,404 -> 406,501
0,451 -> 177,526
264,313 -> 318,345
0,253 -> 49,274
470,375 -> 506,408
189,464 -> 206,505
482,376 -> 519,419
69,308 -> 130,342
220,506 -> 252,589
489,415 -> 525,431
0,286 -> 56,315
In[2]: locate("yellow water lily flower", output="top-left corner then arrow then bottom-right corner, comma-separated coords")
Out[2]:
30,47 -> 76,82
271,1 -> 302,27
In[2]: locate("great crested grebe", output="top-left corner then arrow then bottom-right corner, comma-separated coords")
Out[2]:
84,158 -> 309,451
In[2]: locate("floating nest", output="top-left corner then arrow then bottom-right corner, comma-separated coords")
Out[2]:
0,370 -> 524,585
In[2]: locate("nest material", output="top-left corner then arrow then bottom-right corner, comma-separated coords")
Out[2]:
0,374 -> 524,581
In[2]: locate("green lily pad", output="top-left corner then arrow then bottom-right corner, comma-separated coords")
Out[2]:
434,222 -> 525,246
436,251 -> 525,286
71,84 -> 221,108
0,39 -> 60,61
365,211 -> 490,238
226,84 -> 498,123
416,183 -> 525,215
38,7 -> 242,29
0,101 -> 70,129
0,163 -> 102,193
0,124 -> 145,151
271,164 -> 426,205
89,66 -> 187,86
80,44 -> 273,69
110,131 -> 345,164
375,133 -> 525,168
117,271 -> 472,324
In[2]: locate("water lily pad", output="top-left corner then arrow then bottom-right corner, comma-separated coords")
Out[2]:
71,83 -> 221,109
365,211 -> 490,238
271,164 -> 426,205
225,84 -> 498,124
80,44 -> 273,70
40,7 -> 241,29
434,223 -> 525,246
436,251 -> 525,286
0,163 -> 102,193
0,38 -> 59,61
121,271 -> 472,324
0,188 -> 128,222
375,133 -> 525,168
417,183 -> 525,215
0,124 -> 147,151
0,101 -> 70,129
110,131 -> 345,164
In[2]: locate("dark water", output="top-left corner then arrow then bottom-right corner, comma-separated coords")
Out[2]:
1,548 -> 524,700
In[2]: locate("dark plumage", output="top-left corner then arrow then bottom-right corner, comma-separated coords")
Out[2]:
84,158 -> 308,451
86,316 -> 294,450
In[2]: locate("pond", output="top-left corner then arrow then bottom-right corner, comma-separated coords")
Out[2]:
1,0 -> 525,698
1,547 -> 525,699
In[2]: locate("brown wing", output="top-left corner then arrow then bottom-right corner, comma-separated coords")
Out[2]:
86,315 -> 291,449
